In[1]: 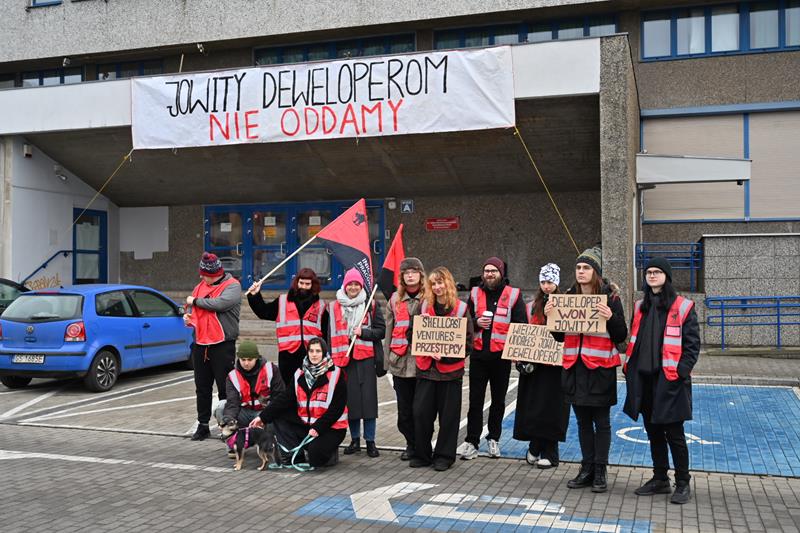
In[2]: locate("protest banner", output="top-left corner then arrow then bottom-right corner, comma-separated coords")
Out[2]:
546,294 -> 607,334
501,323 -> 563,366
411,315 -> 468,358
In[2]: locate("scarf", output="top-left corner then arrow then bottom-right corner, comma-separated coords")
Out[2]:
303,354 -> 333,389
336,287 -> 367,336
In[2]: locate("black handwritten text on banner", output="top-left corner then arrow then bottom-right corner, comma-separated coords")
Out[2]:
546,294 -> 608,334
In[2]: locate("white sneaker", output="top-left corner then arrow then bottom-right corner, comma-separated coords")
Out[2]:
537,458 -> 553,469
458,442 -> 479,460
526,451 -> 539,466
487,439 -> 501,458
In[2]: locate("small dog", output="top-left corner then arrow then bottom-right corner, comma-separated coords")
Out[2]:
227,425 -> 279,471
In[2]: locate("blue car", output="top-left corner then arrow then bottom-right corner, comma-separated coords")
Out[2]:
0,284 -> 194,392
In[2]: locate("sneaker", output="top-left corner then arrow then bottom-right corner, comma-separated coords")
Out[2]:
671,482 -> 691,505
190,423 -> 210,441
227,448 -> 236,459
487,439 -> 501,458
459,442 -> 479,460
635,477 -> 672,496
456,442 -> 472,456
525,451 -> 539,466
537,458 -> 553,469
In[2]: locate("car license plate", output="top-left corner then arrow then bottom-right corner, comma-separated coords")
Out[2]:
12,354 -> 45,364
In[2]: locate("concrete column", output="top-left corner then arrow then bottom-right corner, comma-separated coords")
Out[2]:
0,137 -> 11,278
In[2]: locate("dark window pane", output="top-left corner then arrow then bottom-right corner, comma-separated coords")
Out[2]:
96,291 -> 134,317
643,12 -> 671,57
255,49 -> 280,66
362,38 -> 385,57
97,64 -> 116,80
588,16 -> 616,36
464,28 -> 490,47
557,20 -> 584,39
307,44 -> 330,61
677,8 -> 706,55
528,22 -> 553,42
142,60 -> 162,75
0,74 -> 15,89
130,291 -> 177,317
119,62 -> 139,78
750,1 -> 779,49
63,67 -> 82,84
22,72 -> 40,87
283,46 -> 305,63
435,30 -> 461,49
711,5 -> 739,52
388,34 -> 415,53
336,41 -> 362,58
494,25 -> 520,45
41,70 -> 60,86
789,1 -> 800,46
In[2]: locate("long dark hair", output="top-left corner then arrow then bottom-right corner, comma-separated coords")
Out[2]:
572,268 -> 603,295
531,285 -> 561,323
290,268 -> 321,295
640,279 -> 677,314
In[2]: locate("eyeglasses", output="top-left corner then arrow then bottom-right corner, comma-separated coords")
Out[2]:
645,270 -> 665,276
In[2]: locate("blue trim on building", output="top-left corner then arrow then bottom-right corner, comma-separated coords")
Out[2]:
642,100 -> 800,117
644,217 -> 800,224
743,113 -> 751,220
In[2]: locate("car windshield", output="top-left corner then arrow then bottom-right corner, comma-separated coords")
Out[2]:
1,294 -> 83,322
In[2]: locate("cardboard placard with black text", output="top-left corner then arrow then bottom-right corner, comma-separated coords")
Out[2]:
411,315 -> 468,358
546,294 -> 607,334
501,323 -> 563,366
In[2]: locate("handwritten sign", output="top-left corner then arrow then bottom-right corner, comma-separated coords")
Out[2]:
546,294 -> 607,334
411,315 -> 468,358
501,323 -> 563,365
132,47 -> 514,149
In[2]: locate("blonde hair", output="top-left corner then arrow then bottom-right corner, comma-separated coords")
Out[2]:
425,267 -> 459,311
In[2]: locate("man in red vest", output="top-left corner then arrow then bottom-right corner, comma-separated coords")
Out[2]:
458,257 -> 527,460
246,268 -> 329,387
184,252 -> 241,441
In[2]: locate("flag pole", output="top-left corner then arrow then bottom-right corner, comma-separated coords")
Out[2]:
343,284 -> 380,361
246,234 -> 318,295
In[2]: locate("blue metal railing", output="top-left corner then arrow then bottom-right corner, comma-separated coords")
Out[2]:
21,250 -> 72,286
705,296 -> 800,350
635,242 -> 703,292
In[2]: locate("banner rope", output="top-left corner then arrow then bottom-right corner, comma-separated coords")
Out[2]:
71,148 -> 134,228
513,125 -> 581,254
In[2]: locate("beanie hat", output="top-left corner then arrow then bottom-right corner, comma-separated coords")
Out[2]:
199,252 -> 223,276
539,263 -> 560,285
342,268 -> 364,289
576,246 -> 602,275
237,341 -> 260,359
400,257 -> 424,272
645,256 -> 673,282
483,257 -> 505,277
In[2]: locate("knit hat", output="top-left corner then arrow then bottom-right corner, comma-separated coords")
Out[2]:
645,256 -> 673,282
576,246 -> 602,275
342,268 -> 364,289
199,252 -> 223,276
539,263 -> 560,285
400,257 -> 424,272
483,257 -> 505,277
237,341 -> 260,359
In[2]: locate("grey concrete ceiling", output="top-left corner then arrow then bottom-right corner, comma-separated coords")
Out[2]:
27,96 -> 600,207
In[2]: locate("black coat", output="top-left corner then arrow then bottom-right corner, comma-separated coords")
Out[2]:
557,283 -> 628,408
513,362 -> 570,442
343,301 -> 386,419
623,298 -> 701,424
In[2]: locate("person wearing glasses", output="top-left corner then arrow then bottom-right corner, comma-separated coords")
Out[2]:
622,257 -> 700,505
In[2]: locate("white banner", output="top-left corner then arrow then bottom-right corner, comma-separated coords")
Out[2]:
132,47 -> 515,149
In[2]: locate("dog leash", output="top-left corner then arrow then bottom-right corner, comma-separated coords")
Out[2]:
277,434 -> 317,472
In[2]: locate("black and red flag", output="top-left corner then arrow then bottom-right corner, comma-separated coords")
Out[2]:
315,198 -> 373,292
378,224 -> 405,300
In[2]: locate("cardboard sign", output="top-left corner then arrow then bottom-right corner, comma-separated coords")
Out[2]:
501,323 -> 563,366
411,315 -> 468,358
546,294 -> 607,334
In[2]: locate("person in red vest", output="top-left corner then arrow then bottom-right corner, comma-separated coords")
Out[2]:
384,257 -> 425,461
546,246 -> 627,493
458,257 -> 527,461
251,337 -> 347,468
246,268 -> 329,389
513,263 -> 570,469
411,267 -> 473,471
184,252 -> 241,441
329,268 -> 386,458
622,257 -> 700,505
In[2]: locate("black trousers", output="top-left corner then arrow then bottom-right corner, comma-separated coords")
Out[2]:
393,376 -> 417,450
413,378 -> 462,465
641,374 -> 690,482
192,340 -> 235,424
529,438 -> 560,465
466,358 -> 511,446
572,405 -> 611,466
274,418 -> 346,467
278,350 -> 304,388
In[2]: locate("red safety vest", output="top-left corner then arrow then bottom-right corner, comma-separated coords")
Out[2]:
470,285 -> 521,352
227,363 -> 274,410
527,301 -> 545,326
329,300 -> 375,367
389,293 -> 413,356
189,276 -> 239,345
415,299 -> 469,374
294,366 -> 348,430
623,296 -> 694,381
275,295 -> 325,354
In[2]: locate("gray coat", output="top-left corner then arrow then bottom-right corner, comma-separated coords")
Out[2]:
192,273 -> 241,342
383,291 -> 423,378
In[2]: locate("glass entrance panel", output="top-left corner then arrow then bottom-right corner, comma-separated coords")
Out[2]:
367,206 -> 384,276
73,209 -> 107,284
296,209 -> 333,286
251,210 -> 289,288
206,210 -> 244,281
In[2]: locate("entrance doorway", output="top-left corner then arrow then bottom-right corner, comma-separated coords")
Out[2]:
204,201 -> 385,290
72,208 -> 108,284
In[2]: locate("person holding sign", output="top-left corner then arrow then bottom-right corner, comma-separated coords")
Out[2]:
546,247 -> 627,493
622,258 -> 700,505
514,263 -> 570,469
411,267 -> 473,471
459,257 -> 527,461
329,268 -> 386,458
384,257 -> 426,461
247,268 -> 328,388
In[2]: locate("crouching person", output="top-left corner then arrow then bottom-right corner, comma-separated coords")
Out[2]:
251,337 -> 347,468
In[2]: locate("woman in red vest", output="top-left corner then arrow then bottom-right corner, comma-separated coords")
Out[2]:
513,263 -> 570,469
622,257 -> 700,505
410,267 -> 474,471
329,268 -> 386,458
546,246 -> 627,493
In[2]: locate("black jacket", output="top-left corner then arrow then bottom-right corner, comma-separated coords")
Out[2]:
247,290 -> 330,356
623,296 -> 701,424
222,358 -> 285,424
466,281 -> 528,361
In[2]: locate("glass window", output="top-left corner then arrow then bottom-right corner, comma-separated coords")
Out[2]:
98,64 -> 117,81
749,2 -> 779,49
435,30 -> 461,49
119,62 -> 139,79
677,8 -> 706,55
528,22 -> 553,43
3,294 -> 82,323
95,291 -> 134,317
336,41 -> 362,58
41,70 -> 60,86
557,20 -> 584,39
31,0 -> 62,5
362,38 -> 385,57
0,74 -> 15,89
789,1 -> 800,46
588,16 -> 616,36
711,5 -> 739,52
643,12 -> 672,57
129,291 -> 178,318
63,67 -> 82,85
282,46 -> 305,63
464,28 -> 490,47
494,25 -> 520,45
388,34 -> 414,54
142,60 -> 163,76
254,49 -> 280,66
307,44 -> 330,61
22,72 -> 39,87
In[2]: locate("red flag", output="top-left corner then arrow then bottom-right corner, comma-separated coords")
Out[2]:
316,199 -> 373,291
378,224 -> 405,300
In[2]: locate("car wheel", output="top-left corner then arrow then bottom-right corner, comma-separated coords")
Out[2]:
84,350 -> 119,392
0,376 -> 32,389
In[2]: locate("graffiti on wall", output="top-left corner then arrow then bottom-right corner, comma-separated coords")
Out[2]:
25,273 -> 62,290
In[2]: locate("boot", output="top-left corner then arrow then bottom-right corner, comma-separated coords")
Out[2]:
190,423 -> 210,441
366,440 -> 380,458
591,464 -> 608,493
324,448 -> 339,467
344,438 -> 361,455
567,463 -> 594,489
671,482 -> 691,504
400,446 -> 413,461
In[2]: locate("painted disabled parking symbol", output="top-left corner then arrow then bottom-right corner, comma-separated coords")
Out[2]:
298,482 -> 651,532
617,426 -> 721,445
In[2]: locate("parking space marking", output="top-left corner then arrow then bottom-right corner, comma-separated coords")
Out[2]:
0,388 -> 63,420
30,396 -> 196,422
